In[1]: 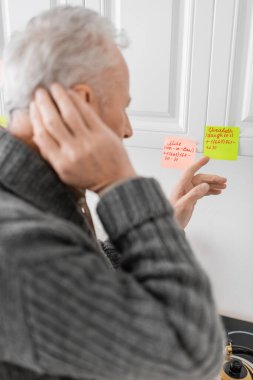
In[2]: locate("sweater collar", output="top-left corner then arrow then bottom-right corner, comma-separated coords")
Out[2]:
0,128 -> 86,228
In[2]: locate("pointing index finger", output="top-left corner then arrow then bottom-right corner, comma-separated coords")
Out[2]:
182,156 -> 210,181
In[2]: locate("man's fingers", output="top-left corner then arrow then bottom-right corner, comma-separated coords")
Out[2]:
192,173 -> 227,186
33,128 -> 62,171
183,156 -> 210,181
34,88 -> 75,144
175,184 -> 210,211
194,179 -> 227,196
208,182 -> 227,190
30,101 -> 60,153
49,83 -> 90,138
183,183 -> 210,203
68,89 -> 108,133
30,101 -> 63,169
33,132 -> 58,162
207,189 -> 222,195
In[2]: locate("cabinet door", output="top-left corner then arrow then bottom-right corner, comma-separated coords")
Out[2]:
207,0 -> 253,156
1,0 -> 253,156
107,0 -> 215,151
108,0 -> 253,157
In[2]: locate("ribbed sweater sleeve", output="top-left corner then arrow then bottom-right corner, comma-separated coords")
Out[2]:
99,239 -> 120,269
13,178 -> 224,380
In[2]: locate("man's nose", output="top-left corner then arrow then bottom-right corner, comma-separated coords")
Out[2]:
124,115 -> 133,139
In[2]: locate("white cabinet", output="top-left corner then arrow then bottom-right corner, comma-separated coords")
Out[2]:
121,0 -> 213,150
113,0 -> 253,157
206,0 -> 253,157
1,0 -> 253,157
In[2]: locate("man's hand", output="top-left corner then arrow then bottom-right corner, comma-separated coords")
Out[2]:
170,157 -> 227,229
30,84 -> 137,193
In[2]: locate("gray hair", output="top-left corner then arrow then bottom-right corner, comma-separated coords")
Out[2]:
3,6 -> 128,116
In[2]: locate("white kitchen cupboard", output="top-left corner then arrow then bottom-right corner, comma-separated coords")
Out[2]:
121,0 -> 253,157
1,0 -> 253,154
0,0 -> 252,321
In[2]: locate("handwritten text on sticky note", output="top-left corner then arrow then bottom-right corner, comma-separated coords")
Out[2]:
203,126 -> 239,160
161,137 -> 197,169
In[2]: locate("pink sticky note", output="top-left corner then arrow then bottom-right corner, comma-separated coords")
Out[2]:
161,137 -> 197,169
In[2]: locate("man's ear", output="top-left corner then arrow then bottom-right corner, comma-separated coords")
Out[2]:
72,83 -> 93,103
71,84 -> 93,104
71,83 -> 101,115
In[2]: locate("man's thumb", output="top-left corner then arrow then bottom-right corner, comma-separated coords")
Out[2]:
199,182 -> 210,194
186,183 -> 210,203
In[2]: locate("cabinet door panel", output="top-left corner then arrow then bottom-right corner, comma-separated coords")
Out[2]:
119,0 -> 195,148
85,0 -> 103,13
106,0 -> 214,150
226,0 -> 253,156
1,0 -> 252,156
206,0 -> 253,156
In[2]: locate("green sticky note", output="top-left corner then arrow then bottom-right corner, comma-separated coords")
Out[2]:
0,115 -> 7,128
203,126 -> 240,160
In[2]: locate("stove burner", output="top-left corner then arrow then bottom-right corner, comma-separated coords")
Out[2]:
224,359 -> 248,379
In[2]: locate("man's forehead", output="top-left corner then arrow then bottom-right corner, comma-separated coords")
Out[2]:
114,53 -> 129,85
115,48 -> 129,74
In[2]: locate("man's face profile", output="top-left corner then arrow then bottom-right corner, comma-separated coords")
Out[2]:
94,47 -> 133,141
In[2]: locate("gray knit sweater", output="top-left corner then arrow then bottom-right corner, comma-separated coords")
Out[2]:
0,128 -> 224,380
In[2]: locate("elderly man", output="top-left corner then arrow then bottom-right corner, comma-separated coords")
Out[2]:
0,6 -> 226,380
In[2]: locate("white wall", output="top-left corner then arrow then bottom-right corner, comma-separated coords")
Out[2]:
126,147 -> 253,323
